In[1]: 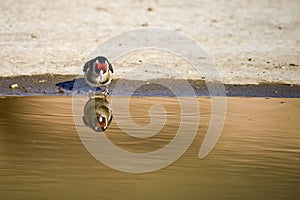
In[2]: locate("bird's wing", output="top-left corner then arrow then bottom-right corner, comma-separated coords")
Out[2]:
83,60 -> 93,72
109,63 -> 114,73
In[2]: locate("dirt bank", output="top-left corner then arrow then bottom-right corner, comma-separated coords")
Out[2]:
0,74 -> 299,97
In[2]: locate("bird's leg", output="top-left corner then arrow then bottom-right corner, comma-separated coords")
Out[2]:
102,86 -> 109,96
88,89 -> 95,99
94,87 -> 103,98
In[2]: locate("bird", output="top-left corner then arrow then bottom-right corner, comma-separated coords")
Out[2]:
82,97 -> 113,132
83,56 -> 114,96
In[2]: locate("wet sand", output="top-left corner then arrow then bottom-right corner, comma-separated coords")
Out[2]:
0,96 -> 299,199
1,74 -> 300,97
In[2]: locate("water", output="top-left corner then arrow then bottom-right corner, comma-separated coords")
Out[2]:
0,96 -> 299,199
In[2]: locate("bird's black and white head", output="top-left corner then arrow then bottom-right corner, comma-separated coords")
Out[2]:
83,56 -> 114,87
93,58 -> 110,82
95,113 -> 108,131
82,97 -> 113,132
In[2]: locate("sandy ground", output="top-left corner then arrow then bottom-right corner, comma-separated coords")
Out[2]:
0,0 -> 299,84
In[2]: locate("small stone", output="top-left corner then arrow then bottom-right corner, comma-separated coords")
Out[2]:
22,87 -> 28,92
147,7 -> 153,12
95,7 -> 107,12
141,23 -> 149,27
194,85 -> 200,90
31,34 -> 38,39
274,90 -> 278,94
10,83 -> 18,89
58,87 -> 64,94
38,80 -> 46,83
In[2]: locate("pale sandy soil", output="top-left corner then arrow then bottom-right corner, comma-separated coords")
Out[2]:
0,0 -> 299,84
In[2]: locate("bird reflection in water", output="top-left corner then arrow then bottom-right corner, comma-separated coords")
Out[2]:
82,96 -> 113,132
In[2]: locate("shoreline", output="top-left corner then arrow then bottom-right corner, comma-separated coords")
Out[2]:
0,74 -> 299,98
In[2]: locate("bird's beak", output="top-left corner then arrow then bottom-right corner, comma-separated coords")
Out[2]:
99,70 -> 104,82
97,115 -> 108,129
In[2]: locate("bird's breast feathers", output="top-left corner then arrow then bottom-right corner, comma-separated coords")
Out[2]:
85,69 -> 112,87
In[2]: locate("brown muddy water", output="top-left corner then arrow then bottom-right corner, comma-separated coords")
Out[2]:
0,96 -> 299,199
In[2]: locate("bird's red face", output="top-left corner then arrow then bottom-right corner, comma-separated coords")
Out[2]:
96,115 -> 107,129
96,62 -> 107,74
